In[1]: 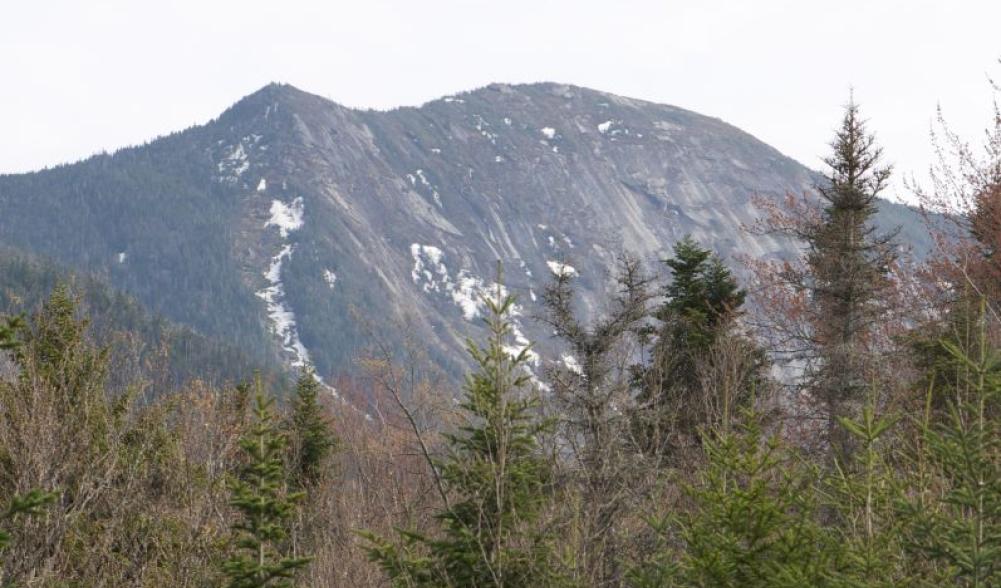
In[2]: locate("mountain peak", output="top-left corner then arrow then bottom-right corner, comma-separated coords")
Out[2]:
0,79 -> 933,383
244,82 -> 316,104
218,82 -> 345,125
221,81 -> 685,129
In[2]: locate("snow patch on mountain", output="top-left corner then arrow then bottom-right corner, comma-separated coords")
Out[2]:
451,274 -> 541,370
547,260 -> 578,277
474,115 -> 498,144
408,244 -> 541,377
411,244 -> 487,319
411,244 -> 450,293
256,244 -> 311,368
216,135 -> 269,185
259,196 -> 310,368
217,143 -> 250,184
265,197 -> 304,238
598,119 -> 633,139
406,170 -> 442,208
448,274 -> 482,321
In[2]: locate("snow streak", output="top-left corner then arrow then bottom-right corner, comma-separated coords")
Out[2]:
257,197 -> 311,369
409,244 -> 543,378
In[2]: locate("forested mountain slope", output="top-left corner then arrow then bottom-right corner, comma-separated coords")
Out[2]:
0,249 -> 283,391
0,82 -> 932,380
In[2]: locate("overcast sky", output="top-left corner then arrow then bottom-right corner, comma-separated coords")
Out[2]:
3,0 -> 999,201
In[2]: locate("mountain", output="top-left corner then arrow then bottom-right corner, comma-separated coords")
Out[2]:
0,82 -> 932,382
0,247 -> 285,391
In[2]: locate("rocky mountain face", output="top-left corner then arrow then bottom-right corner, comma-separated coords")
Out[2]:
0,82 -> 932,383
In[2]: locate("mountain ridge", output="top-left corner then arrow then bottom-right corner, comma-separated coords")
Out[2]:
38,81 -> 797,176
0,81 -> 932,383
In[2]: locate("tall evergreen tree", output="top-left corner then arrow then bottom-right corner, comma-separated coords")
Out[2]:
365,283 -> 565,587
288,368 -> 337,488
223,385 -> 311,587
805,98 -> 896,460
660,236 -> 746,341
637,236 -> 759,455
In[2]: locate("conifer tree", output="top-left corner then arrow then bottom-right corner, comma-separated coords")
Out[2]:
540,255 -> 654,585
805,99 -> 895,460
631,413 -> 836,587
0,287 -> 155,582
0,315 -> 22,352
27,284 -> 91,372
8,284 -> 113,442
661,236 -> 746,341
223,385 -> 311,587
825,402 -> 906,587
898,303 -> 1001,586
637,236 -> 760,454
906,284 -> 1000,420
288,368 -> 337,487
4,284 -> 115,466
365,283 -> 565,587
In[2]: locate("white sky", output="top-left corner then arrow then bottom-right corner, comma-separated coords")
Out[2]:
2,0 -> 1000,202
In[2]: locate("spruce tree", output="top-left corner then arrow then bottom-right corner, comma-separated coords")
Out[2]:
805,98 -> 895,461
288,368 -> 336,487
5,285 -> 115,466
540,255 -> 653,585
660,236 -> 746,340
631,413 -> 836,587
825,402 -> 906,587
0,315 -> 22,352
27,284 -> 91,374
223,385 -> 311,587
907,286 -> 996,418
898,303 -> 1001,586
0,287 -> 147,582
365,284 -> 564,587
637,236 -> 758,454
